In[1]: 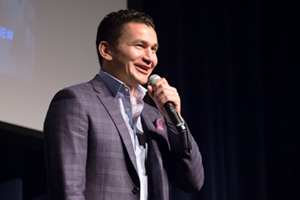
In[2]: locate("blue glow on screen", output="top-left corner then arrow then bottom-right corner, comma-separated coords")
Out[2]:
0,0 -> 36,79
0,26 -> 14,40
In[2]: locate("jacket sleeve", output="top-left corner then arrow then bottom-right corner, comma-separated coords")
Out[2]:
166,121 -> 205,192
143,103 -> 204,193
44,88 -> 88,200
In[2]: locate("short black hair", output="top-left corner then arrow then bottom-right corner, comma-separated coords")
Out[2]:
96,9 -> 155,65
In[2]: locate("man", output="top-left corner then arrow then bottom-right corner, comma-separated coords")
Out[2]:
44,9 -> 204,200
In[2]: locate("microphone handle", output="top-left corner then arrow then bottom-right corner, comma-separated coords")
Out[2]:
164,102 -> 187,134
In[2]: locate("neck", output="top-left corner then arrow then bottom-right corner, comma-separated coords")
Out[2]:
130,87 -> 136,103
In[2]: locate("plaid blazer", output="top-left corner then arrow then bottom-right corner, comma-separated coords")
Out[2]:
44,75 -> 204,200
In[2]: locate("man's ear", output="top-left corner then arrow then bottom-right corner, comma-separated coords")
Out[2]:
98,41 -> 113,61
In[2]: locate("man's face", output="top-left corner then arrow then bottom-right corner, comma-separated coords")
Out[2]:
108,22 -> 158,89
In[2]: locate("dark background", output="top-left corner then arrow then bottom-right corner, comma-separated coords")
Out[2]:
130,0 -> 300,199
1,0 -> 299,199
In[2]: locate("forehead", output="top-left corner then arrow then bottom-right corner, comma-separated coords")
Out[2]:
119,22 -> 158,43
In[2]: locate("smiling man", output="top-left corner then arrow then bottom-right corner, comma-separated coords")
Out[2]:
99,22 -> 158,89
44,9 -> 204,200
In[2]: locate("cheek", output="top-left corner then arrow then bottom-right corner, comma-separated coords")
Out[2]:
153,55 -> 158,67
117,48 -> 138,61
128,48 -> 141,58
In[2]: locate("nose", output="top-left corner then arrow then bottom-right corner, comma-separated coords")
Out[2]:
143,48 -> 155,64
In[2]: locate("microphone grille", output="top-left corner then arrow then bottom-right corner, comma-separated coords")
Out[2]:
148,74 -> 161,85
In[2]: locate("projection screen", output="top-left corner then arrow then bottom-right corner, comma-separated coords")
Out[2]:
0,0 -> 127,131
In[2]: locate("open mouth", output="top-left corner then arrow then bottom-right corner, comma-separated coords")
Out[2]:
135,64 -> 150,75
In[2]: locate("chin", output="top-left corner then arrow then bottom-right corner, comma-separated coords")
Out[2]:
135,75 -> 149,85
141,77 -> 150,85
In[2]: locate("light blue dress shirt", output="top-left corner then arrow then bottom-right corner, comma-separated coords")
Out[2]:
99,70 -> 148,200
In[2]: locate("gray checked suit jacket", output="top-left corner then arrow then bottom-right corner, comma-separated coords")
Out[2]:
44,75 -> 204,200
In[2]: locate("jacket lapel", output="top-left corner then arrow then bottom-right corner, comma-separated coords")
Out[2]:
90,75 -> 139,174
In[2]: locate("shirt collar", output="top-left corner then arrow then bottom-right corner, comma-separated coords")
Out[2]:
98,69 -> 147,99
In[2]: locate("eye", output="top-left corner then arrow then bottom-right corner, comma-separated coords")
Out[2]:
136,43 -> 144,48
152,46 -> 158,52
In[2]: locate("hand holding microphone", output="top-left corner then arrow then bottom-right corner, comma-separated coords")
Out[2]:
148,74 -> 187,133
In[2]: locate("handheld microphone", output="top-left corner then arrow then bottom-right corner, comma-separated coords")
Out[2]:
148,74 -> 187,134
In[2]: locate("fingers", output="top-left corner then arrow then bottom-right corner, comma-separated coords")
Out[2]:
147,78 -> 181,119
148,78 -> 169,103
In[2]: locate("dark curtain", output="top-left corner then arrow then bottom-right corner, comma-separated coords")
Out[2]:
132,0 -> 299,199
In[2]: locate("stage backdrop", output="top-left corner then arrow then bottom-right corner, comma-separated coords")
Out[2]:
137,0 -> 300,200
0,0 -> 126,131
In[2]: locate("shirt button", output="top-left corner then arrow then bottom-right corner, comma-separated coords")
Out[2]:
132,187 -> 139,194
126,107 -> 130,112
125,88 -> 129,92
